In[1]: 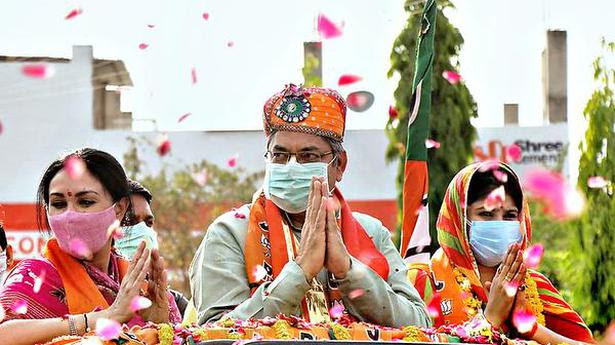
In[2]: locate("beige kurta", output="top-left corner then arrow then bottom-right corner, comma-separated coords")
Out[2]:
189,203 -> 430,328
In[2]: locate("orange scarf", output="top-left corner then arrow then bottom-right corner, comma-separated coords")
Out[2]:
43,238 -> 129,314
245,188 -> 389,321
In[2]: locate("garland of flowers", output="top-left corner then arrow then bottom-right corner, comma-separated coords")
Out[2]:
453,267 -> 545,326
402,325 -> 429,342
158,323 -> 174,345
329,322 -> 351,340
272,320 -> 293,339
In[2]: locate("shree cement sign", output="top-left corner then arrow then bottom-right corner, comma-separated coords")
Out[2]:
473,123 -> 569,178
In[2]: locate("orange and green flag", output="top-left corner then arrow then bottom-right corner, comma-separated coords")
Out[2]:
400,0 -> 436,262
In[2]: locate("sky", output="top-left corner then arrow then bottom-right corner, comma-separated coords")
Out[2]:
1,0 -> 614,155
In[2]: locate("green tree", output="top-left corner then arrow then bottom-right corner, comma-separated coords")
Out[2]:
386,0 -> 478,247
563,39 -> 615,331
123,136 -> 264,296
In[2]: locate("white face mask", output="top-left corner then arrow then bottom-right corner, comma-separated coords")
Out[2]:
114,222 -> 159,259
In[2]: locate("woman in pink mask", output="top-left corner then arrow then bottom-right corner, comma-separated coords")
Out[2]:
0,148 -> 181,344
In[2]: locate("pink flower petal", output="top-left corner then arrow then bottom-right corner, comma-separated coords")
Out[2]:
345,91 -> 374,112
484,185 -> 505,211
504,281 -> 519,297
69,238 -> 92,259
63,155 -> 86,180
329,302 -> 344,319
234,212 -> 246,219
523,169 -> 584,219
493,170 -> 508,183
191,68 -> 198,84
177,112 -> 192,123
506,144 -> 523,163
317,13 -> 343,39
11,300 -> 27,314
95,318 -> 121,340
33,270 -> 46,294
523,243 -> 544,269
512,309 -> 536,334
21,64 -> 54,79
478,159 -> 500,172
425,139 -> 440,149
442,70 -> 462,84
253,265 -> 268,282
192,169 -> 208,186
587,176 -> 609,189
202,12 -> 210,21
348,289 -> 365,299
130,296 -> 152,312
604,322 -> 615,344
0,119 -> 3,135
338,74 -> 362,86
157,135 -> 171,156
65,8 -> 83,20
138,43 -> 149,50
226,41 -> 234,48
227,155 -> 238,168
426,293 -> 443,320
388,105 -> 398,120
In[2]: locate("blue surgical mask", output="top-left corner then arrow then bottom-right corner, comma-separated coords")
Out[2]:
114,222 -> 159,259
468,220 -> 522,267
264,160 -> 330,214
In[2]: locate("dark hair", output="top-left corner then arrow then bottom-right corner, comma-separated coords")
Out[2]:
128,179 -> 153,205
0,224 -> 7,251
467,169 -> 523,211
36,148 -> 132,231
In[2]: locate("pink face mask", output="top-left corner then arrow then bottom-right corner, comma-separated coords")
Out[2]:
48,204 -> 118,260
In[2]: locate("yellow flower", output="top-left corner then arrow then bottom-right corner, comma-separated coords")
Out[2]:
329,322 -> 350,340
402,325 -> 426,342
524,274 -> 546,326
158,323 -> 174,345
272,320 -> 292,339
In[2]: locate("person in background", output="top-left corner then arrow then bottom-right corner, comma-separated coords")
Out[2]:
190,84 -> 429,327
0,222 -> 15,284
407,161 -> 594,345
0,148 -> 181,345
117,179 -> 189,318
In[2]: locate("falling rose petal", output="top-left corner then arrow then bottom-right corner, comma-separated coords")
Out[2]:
33,270 -> 46,294
95,318 -> 121,340
523,243 -> 544,269
0,120 -> 3,135
157,135 -> 171,156
317,13 -> 343,39
425,139 -> 440,149
192,169 -> 208,186
234,212 -> 246,219
21,64 -> 55,79
493,170 -> 508,183
388,105 -> 399,120
587,176 -> 609,189
130,296 -> 152,312
338,74 -> 362,86
65,8 -> 83,20
69,238 -> 92,259
506,144 -> 523,163
604,322 -> 615,344
226,41 -> 234,48
227,155 -> 238,168
505,281 -> 520,297
478,159 -> 500,172
523,169 -> 584,219
191,67 -> 198,84
346,91 -> 374,112
177,112 -> 192,123
512,309 -> 536,334
329,302 -> 344,319
484,185 -> 506,211
348,289 -> 365,299
108,220 -> 123,240
202,12 -> 210,21
442,70 -> 462,84
11,300 -> 27,314
253,265 -> 268,282
63,155 -> 86,180
138,43 -> 149,50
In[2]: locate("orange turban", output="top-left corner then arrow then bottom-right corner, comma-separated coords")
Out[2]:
263,84 -> 347,142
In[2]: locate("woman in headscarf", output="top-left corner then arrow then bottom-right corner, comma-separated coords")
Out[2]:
408,161 -> 594,344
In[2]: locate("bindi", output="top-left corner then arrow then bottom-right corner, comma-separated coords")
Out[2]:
67,191 -> 73,197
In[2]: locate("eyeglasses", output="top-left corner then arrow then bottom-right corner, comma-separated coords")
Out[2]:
264,151 -> 334,164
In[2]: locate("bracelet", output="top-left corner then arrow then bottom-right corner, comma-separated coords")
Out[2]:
83,313 -> 90,333
67,315 -> 78,336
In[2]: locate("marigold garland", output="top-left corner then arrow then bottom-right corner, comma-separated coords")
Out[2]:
329,322 -> 351,340
157,323 -> 174,345
272,320 -> 292,339
402,325 -> 428,342
524,274 -> 545,326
